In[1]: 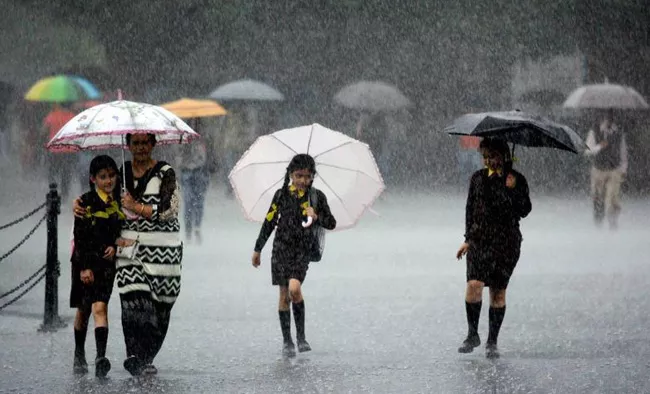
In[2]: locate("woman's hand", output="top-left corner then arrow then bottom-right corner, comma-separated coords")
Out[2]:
456,242 -> 470,260
121,192 -> 138,212
103,246 -> 116,260
116,238 -> 136,247
80,269 -> 94,285
506,173 -> 517,189
305,207 -> 318,221
73,198 -> 85,218
252,251 -> 261,268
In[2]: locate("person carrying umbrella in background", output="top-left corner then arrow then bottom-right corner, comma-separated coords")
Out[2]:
251,154 -> 337,357
455,138 -> 532,359
176,117 -> 209,243
584,109 -> 628,229
43,103 -> 77,199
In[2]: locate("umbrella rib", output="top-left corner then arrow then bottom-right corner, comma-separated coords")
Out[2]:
306,124 -> 315,155
231,160 -> 292,173
270,135 -> 299,155
313,141 -> 354,159
316,162 -> 378,181
315,174 -> 356,222
249,177 -> 285,214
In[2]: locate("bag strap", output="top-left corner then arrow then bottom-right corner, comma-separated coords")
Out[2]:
309,188 -> 318,210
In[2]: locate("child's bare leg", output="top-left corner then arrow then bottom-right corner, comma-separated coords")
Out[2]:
91,302 -> 111,375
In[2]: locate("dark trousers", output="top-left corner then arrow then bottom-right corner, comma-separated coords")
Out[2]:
181,168 -> 209,233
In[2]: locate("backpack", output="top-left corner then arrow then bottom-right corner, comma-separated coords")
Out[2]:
307,189 -> 326,262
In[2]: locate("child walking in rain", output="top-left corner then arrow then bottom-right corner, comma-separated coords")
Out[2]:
456,139 -> 531,359
70,155 -> 124,377
251,154 -> 336,357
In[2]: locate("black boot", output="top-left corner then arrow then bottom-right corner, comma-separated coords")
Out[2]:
279,310 -> 295,357
458,301 -> 482,353
94,327 -> 111,377
486,306 -> 506,359
293,301 -> 311,352
73,328 -> 88,374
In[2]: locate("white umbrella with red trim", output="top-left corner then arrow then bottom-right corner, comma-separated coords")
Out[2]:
46,99 -> 199,152
229,123 -> 385,231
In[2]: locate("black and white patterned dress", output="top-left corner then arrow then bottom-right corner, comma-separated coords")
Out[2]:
116,160 -> 182,364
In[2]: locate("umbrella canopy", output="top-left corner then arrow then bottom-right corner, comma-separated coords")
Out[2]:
24,75 -> 101,103
334,80 -> 411,112
563,83 -> 649,109
229,123 -> 384,230
209,79 -> 284,101
46,100 -> 199,152
444,110 -> 586,154
160,98 -> 228,118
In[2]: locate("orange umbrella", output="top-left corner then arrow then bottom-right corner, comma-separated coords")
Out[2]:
160,98 -> 227,118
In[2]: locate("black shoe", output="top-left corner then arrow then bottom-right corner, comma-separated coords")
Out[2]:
123,355 -> 144,376
282,341 -> 296,358
142,364 -> 158,375
95,356 -> 111,378
485,343 -> 500,359
297,339 -> 311,353
458,334 -> 481,354
73,355 -> 88,374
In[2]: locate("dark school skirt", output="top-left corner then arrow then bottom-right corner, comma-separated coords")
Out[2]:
70,265 -> 116,308
466,236 -> 521,290
271,249 -> 309,287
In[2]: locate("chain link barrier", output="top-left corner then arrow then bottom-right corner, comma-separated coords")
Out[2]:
0,202 -> 46,231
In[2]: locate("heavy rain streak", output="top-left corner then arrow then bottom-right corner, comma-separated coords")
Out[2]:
1,1 -> 649,393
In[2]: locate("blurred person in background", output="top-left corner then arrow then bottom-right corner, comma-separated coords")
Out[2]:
177,118 -> 209,243
222,111 -> 255,197
43,103 -> 77,199
585,109 -> 628,229
457,135 -> 483,185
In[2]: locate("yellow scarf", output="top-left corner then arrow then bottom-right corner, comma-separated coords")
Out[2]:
487,167 -> 503,177
84,189 -> 126,221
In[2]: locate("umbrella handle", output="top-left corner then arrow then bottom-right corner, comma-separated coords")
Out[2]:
302,216 -> 313,228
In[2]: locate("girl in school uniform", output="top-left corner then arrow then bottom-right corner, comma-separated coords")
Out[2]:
456,138 -> 532,359
251,154 -> 337,357
70,155 -> 125,377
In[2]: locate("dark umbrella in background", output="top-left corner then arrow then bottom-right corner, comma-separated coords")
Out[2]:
444,110 -> 587,154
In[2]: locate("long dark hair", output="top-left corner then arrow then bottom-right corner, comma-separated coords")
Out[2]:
88,155 -> 120,198
280,154 -> 316,205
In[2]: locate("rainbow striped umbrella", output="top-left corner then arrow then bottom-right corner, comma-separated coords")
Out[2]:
24,75 -> 101,103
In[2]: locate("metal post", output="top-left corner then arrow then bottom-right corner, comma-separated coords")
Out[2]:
39,183 -> 65,332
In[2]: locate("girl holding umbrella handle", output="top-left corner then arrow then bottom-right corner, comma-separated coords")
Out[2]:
456,138 -> 531,359
251,154 -> 336,357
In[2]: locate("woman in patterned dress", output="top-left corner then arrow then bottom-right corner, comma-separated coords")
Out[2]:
117,133 -> 183,376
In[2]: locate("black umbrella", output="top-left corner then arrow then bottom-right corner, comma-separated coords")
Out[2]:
444,110 -> 587,153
